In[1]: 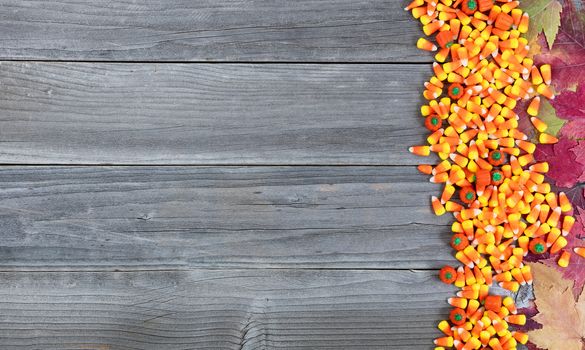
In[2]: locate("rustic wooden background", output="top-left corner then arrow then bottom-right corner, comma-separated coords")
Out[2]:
0,1 -> 479,348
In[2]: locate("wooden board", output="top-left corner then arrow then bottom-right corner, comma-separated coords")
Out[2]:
0,62 -> 433,165
0,2 -> 459,348
0,269 -> 454,349
0,0 -> 429,62
0,166 -> 453,271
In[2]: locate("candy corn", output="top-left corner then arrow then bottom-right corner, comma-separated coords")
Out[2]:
406,0 -> 579,347
574,247 -> 585,258
527,96 -> 540,116
418,37 -> 438,51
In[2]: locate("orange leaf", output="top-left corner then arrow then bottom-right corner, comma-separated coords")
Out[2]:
528,262 -> 585,349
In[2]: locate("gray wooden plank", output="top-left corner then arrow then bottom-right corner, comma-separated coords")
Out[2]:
0,166 -> 453,270
0,269 -> 454,349
0,0 -> 429,62
0,62 -> 432,165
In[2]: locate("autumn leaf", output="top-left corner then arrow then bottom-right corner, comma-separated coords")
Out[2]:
552,84 -> 585,121
528,262 -> 585,350
523,0 -> 563,48
540,98 -> 567,136
534,137 -> 581,188
533,0 -> 585,91
573,141 -> 585,165
561,119 -> 585,141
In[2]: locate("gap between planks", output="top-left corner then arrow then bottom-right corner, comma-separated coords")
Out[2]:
0,60 -> 432,64
0,164 -> 422,167
0,267 -> 443,273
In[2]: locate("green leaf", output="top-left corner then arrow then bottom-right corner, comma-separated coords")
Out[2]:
522,0 -> 563,49
539,98 -> 566,137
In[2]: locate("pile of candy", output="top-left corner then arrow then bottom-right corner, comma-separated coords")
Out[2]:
405,0 -> 585,348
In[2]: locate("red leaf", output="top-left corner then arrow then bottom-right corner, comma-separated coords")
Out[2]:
551,84 -> 585,120
560,119 -> 585,141
535,137 -> 582,188
571,142 -> 585,184
534,0 -> 585,91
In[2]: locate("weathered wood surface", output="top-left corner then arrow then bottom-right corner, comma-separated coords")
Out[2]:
0,0 -> 430,62
0,1 -> 455,348
0,269 -> 453,349
0,166 -> 453,270
0,62 -> 432,165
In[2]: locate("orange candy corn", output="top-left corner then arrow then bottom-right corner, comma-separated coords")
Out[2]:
409,145 -> 430,156
432,196 -> 447,216
539,133 -> 559,144
574,247 -> 585,258
530,116 -> 548,132
418,37 -> 438,51
558,250 -> 571,268
527,96 -> 540,116
540,64 -> 552,85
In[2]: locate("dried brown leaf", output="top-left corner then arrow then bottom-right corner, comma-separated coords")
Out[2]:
528,262 -> 585,349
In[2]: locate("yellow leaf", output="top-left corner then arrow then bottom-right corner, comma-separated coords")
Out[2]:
538,99 -> 566,137
522,0 -> 563,49
527,36 -> 542,58
527,263 -> 585,350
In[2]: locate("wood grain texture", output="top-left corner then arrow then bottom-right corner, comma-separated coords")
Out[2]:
0,166 -> 453,270
0,269 -> 454,349
0,0 -> 430,62
0,62 -> 433,165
